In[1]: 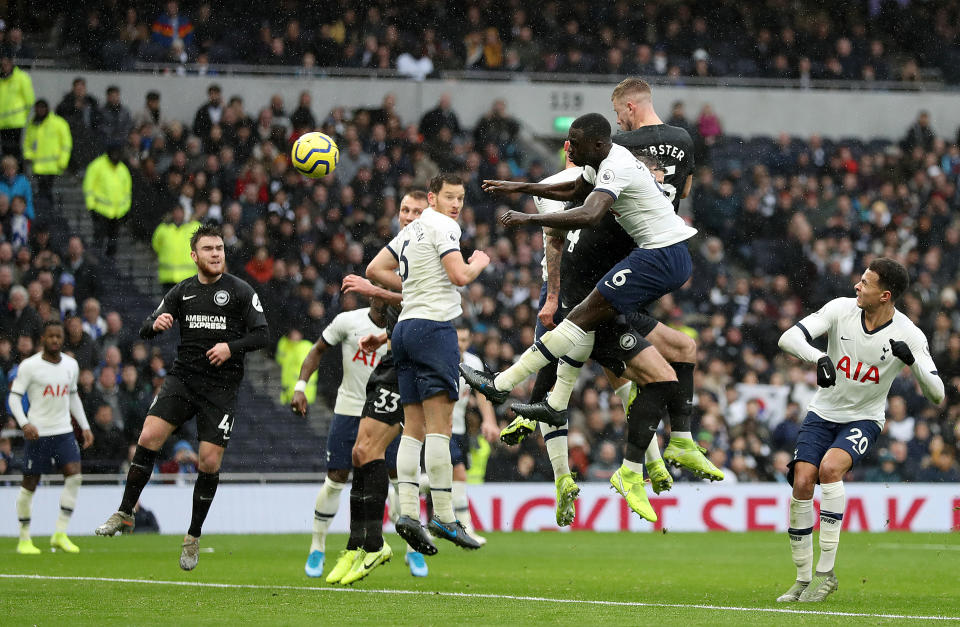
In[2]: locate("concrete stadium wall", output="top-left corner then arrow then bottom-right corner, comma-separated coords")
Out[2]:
28,70 -> 960,142
1,482 -> 956,535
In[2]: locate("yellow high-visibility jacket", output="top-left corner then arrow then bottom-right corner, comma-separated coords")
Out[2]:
23,113 -> 72,175
83,155 -> 132,219
276,336 -> 318,405
0,67 -> 35,130
151,219 -> 200,285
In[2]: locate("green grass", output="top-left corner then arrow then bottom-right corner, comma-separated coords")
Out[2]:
1,531 -> 958,625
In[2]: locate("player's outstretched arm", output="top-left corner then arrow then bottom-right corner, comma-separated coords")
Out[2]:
442,249 -> 490,287
366,247 -> 402,292
290,338 -> 330,416
483,175 -> 592,202
500,191 -> 613,230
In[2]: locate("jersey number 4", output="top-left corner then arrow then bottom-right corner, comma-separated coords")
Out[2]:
218,413 -> 234,440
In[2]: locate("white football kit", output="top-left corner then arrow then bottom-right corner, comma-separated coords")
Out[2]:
533,167 -> 582,282
9,352 -> 88,436
321,307 -> 388,416
582,143 -> 697,249
387,207 -> 463,323
794,297 -> 939,427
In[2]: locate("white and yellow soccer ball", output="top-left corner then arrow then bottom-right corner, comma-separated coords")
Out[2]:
291,131 -> 340,178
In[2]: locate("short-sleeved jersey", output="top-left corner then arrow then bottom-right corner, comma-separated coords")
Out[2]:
148,273 -> 268,390
613,124 -> 696,211
798,297 -> 937,426
10,352 -> 79,437
452,351 -> 484,435
387,208 -> 462,322
581,144 -> 697,249
560,212 -> 636,307
534,166 -> 583,282
321,307 -> 388,416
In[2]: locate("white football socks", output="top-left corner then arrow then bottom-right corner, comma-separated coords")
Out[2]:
396,436 -> 423,518
541,421 -> 571,479
788,496 -> 814,582
424,433 -> 454,523
817,481 -> 846,573
311,476 -> 344,552
547,332 -> 594,411
56,474 -> 82,534
16,487 -> 34,542
495,319 -> 588,391
452,480 -> 474,531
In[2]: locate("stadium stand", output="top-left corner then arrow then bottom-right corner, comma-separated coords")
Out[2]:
2,2 -> 960,485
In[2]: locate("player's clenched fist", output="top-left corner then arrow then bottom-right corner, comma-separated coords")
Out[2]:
153,313 -> 174,332
468,250 -> 490,269
817,355 -> 836,388
889,338 -> 915,365
291,391 -> 308,416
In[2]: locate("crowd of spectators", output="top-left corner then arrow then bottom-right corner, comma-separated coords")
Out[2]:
7,0 -> 960,84
3,59 -> 960,483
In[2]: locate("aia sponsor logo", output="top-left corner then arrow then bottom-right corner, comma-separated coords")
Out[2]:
835,356 -> 880,384
42,384 -> 70,397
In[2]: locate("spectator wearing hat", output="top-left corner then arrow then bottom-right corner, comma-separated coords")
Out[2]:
0,48 -> 34,164
22,99 -> 71,219
83,140 -> 132,256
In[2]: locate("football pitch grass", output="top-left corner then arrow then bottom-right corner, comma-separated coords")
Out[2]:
2,531 -> 958,625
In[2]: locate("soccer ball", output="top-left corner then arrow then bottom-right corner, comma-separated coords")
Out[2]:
291,132 -> 339,178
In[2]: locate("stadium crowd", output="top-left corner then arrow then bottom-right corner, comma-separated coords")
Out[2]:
2,59 -> 960,484
5,0 -> 960,84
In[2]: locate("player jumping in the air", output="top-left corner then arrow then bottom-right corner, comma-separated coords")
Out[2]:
776,258 -> 943,602
499,152 -> 685,525
95,224 -> 269,571
9,320 -> 93,554
367,173 -> 489,554
294,191 -> 429,584
466,113 -> 718,520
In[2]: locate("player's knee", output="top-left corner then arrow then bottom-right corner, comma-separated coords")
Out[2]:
791,468 -> 817,499
818,462 -> 846,484
21,475 -> 39,491
328,468 -> 350,483
352,440 -> 371,466
673,332 -> 697,363
627,348 -> 675,384
197,453 -> 222,474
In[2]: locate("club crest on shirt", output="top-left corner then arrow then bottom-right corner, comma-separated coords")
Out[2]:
214,290 -> 230,306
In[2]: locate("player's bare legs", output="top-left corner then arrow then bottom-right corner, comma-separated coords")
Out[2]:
96,414 -> 176,537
